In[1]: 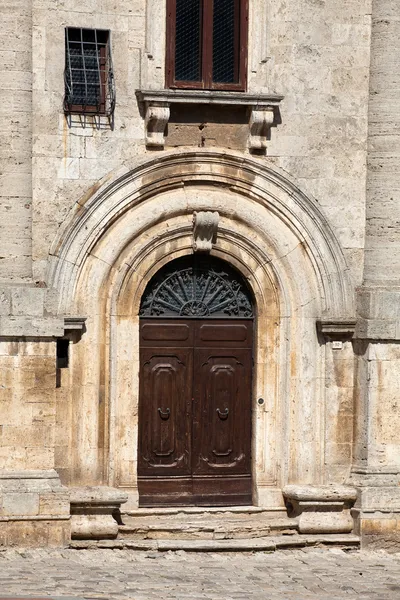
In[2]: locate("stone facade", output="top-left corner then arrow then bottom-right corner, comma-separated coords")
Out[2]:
0,0 -> 399,549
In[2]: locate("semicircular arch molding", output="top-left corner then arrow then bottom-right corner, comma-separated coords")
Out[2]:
48,149 -> 353,318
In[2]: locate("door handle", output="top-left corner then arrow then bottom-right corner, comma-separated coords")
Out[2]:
216,407 -> 229,420
158,407 -> 171,420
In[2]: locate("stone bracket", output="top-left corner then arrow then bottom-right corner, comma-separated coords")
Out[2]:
63,316 -> 87,342
248,108 -> 275,150
193,211 -> 219,253
317,318 -> 357,340
136,90 -> 283,150
64,317 -> 87,332
144,103 -> 170,147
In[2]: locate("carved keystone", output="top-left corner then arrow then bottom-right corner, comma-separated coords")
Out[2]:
70,486 -> 128,540
145,104 -> 170,147
283,485 -> 357,534
193,211 -> 219,253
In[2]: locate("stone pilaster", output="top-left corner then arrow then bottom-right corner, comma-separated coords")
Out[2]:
353,0 -> 400,549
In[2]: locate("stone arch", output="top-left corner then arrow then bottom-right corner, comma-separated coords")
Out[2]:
49,149 -> 354,506
48,148 -> 353,319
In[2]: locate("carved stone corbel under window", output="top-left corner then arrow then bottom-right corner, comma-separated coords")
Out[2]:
145,103 -> 170,147
249,108 -> 275,150
193,211 -> 219,253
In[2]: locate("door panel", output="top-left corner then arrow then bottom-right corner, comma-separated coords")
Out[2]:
196,322 -> 252,347
138,347 -> 192,476
193,348 -> 252,476
141,321 -> 193,347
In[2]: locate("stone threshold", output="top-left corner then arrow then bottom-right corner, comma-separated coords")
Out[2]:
122,505 -> 282,516
70,534 -> 360,552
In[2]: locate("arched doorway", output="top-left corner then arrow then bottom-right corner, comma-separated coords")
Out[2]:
137,255 -> 255,506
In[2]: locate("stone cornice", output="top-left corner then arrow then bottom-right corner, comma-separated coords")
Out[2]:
136,89 -> 283,107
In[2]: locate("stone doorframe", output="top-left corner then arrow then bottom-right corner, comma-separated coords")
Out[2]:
48,149 -> 353,509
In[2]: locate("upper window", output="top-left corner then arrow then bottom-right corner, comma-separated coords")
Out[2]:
64,28 -> 115,119
166,0 -> 248,91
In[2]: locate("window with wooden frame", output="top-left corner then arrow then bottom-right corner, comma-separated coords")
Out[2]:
166,0 -> 249,91
64,28 -> 115,118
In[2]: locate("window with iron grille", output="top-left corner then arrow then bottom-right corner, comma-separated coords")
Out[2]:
166,0 -> 248,91
64,28 -> 115,120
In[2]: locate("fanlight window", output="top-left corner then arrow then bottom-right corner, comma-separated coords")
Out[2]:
140,256 -> 253,318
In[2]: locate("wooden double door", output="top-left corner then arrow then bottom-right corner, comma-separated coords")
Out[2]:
138,318 -> 253,506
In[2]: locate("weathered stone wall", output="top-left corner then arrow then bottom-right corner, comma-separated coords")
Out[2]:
31,0 -> 147,282
0,470 -> 70,547
0,0 -> 33,282
364,0 -> 400,285
0,340 -> 57,471
265,0 -> 371,286
30,0 -> 371,287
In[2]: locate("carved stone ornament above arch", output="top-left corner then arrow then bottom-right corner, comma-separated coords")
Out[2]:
47,149 -> 353,320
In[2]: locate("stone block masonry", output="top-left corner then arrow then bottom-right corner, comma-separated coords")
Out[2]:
0,470 -> 70,547
0,0 -> 33,283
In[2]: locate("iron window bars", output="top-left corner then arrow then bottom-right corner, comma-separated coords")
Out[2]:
64,28 -> 116,128
166,0 -> 248,91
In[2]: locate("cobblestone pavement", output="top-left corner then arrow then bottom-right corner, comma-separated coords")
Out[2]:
0,548 -> 400,600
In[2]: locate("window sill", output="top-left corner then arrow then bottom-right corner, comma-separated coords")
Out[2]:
136,89 -> 284,150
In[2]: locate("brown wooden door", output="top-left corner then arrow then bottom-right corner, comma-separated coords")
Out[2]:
138,319 -> 253,506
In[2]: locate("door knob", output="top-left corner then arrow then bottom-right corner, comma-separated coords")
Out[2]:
216,407 -> 229,420
158,407 -> 171,420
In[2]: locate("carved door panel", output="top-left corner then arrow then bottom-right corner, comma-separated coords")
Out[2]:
192,320 -> 252,505
192,349 -> 252,474
138,320 -> 194,505
138,348 -> 192,475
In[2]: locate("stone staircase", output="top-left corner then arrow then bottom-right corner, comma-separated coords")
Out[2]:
119,506 -> 297,541
70,506 -> 360,551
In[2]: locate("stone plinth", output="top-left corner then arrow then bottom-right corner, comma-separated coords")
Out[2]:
0,470 -> 70,547
282,485 -> 357,534
70,486 -> 128,540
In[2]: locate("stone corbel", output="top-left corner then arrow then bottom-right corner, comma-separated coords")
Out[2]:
145,103 -> 170,147
249,107 -> 275,150
193,211 -> 219,253
317,318 -> 357,341
64,317 -> 87,332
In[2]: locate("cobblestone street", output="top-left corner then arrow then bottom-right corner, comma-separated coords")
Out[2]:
0,548 -> 399,599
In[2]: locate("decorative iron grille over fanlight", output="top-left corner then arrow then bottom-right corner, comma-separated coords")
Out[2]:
140,256 -> 253,318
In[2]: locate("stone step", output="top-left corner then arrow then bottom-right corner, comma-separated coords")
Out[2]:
122,505 -> 277,517
118,507 -> 297,540
118,515 -> 297,540
70,533 -> 360,552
